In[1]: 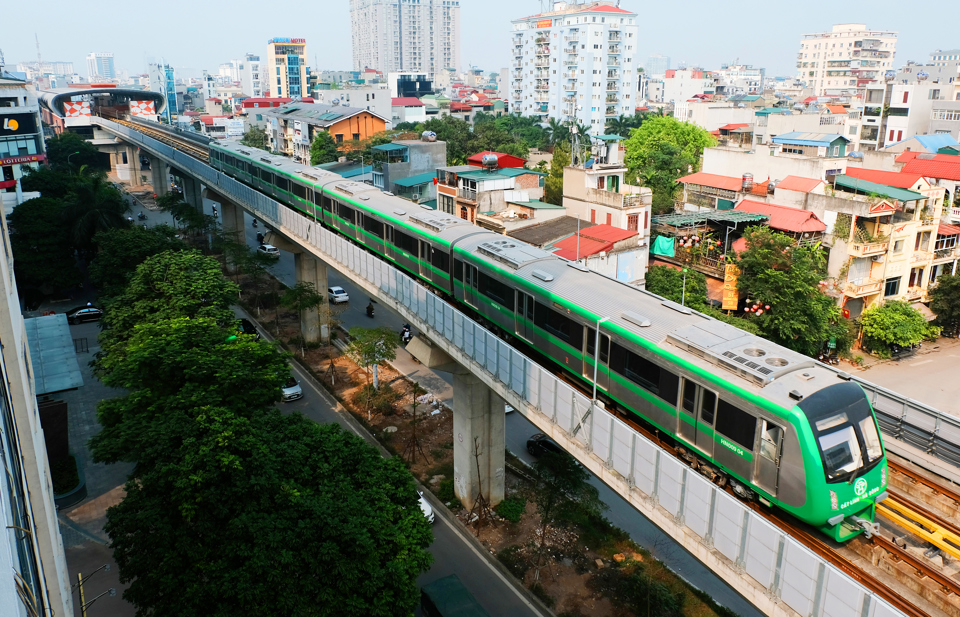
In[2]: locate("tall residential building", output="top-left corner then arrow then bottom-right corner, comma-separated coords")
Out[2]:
510,1 -> 639,132
929,49 -> 960,69
148,63 -> 178,118
797,24 -> 897,96
644,53 -> 670,78
350,0 -> 460,78
266,38 -> 307,99
86,52 -> 115,81
239,53 -> 263,98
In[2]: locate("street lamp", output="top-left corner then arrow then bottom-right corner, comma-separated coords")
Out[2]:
73,564 -> 115,617
67,151 -> 80,166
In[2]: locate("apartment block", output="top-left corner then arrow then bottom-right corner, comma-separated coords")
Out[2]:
797,24 -> 896,96
509,1 -> 639,131
266,38 -> 307,99
86,52 -> 115,81
350,0 -> 460,78
239,54 -> 263,98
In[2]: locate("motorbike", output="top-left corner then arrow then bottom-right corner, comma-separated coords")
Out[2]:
366,303 -> 375,318
252,219 -> 258,228
401,326 -> 413,345
137,211 -> 147,221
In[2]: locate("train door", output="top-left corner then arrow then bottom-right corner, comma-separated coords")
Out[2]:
463,263 -> 480,309
755,420 -> 783,497
678,379 -> 717,456
583,329 -> 610,390
516,291 -> 534,342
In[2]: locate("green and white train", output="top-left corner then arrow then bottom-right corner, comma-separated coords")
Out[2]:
210,141 -> 888,541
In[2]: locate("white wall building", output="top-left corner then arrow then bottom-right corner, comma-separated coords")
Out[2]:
930,49 -> 960,69
797,24 -> 897,96
239,53 -> 263,98
314,85 -> 392,122
86,52 -> 115,81
350,0 -> 460,78
662,69 -> 713,106
510,1 -> 639,133
644,54 -> 670,79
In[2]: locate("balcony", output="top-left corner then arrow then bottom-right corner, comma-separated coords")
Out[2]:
848,241 -> 888,257
584,186 -> 650,210
950,207 -> 960,222
934,247 -> 958,261
905,286 -> 924,301
607,72 -> 620,80
458,188 -> 477,201
564,47 -> 578,54
562,96 -> 575,103
536,46 -> 550,55
535,60 -> 550,67
608,59 -> 621,67
845,278 -> 883,297
564,35 -> 579,42
564,60 -> 578,66
606,82 -> 618,91
605,107 -> 617,116
608,46 -> 621,55
608,33 -> 621,41
605,95 -> 619,104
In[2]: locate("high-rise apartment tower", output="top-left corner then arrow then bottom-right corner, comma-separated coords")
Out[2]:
797,24 -> 896,96
86,52 -> 115,81
266,38 -> 307,99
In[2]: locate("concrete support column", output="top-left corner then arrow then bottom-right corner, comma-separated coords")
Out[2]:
127,146 -> 142,186
182,176 -> 199,208
150,158 -> 169,197
220,199 -> 243,272
452,371 -> 505,508
294,252 -> 329,343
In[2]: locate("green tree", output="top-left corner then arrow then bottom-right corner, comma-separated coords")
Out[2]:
61,170 -> 131,254
543,141 -> 570,206
644,265 -> 707,308
240,126 -> 270,150
282,281 -> 325,355
421,115 -> 474,165
542,118 -> 569,147
6,197 -> 83,292
19,165 -> 87,199
88,225 -> 185,299
104,407 -> 433,617
44,131 -> 101,170
310,131 -> 341,165
859,300 -> 933,353
346,326 -> 400,393
340,130 -> 397,163
930,273 -> 960,336
624,116 -> 715,214
734,227 -> 845,357
531,452 -> 606,568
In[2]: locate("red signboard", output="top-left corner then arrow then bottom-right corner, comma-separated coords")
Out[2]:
0,180 -> 16,189
536,19 -> 551,28
0,154 -> 46,166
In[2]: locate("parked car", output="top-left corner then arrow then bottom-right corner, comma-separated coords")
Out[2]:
65,305 -> 103,325
418,491 -> 435,524
526,433 -> 565,457
238,318 -> 261,341
328,286 -> 350,304
281,376 -> 303,402
257,244 -> 280,257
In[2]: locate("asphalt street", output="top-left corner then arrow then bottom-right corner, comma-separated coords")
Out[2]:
218,200 -> 763,617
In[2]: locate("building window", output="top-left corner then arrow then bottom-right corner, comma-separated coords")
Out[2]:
335,134 -> 343,144
902,91 -> 909,104
884,277 -> 901,297
353,133 -> 360,141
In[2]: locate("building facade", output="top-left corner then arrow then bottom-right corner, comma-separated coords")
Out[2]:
148,63 -> 178,118
350,0 -> 460,78
644,54 -> 670,79
929,49 -> 960,69
85,52 -> 115,81
797,24 -> 897,96
262,102 -> 387,162
1,69 -> 46,213
510,1 -> 639,131
239,54 -> 263,98
266,38 -> 308,99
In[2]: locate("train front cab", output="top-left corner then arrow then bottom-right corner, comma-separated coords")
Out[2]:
796,382 -> 888,542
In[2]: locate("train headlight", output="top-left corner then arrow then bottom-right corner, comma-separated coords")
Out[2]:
880,465 -> 886,487
830,490 -> 838,510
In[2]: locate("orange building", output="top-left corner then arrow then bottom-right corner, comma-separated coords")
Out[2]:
261,102 -> 388,163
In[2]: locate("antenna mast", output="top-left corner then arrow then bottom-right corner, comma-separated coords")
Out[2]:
35,34 -> 43,73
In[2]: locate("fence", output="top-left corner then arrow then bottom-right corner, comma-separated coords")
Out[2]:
98,117 -> 918,617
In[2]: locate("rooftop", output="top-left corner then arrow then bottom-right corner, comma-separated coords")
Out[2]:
776,175 -> 824,193
506,198 -> 563,210
264,102 -> 387,126
457,167 -> 545,181
843,167 -> 926,190
393,171 -> 437,188
651,210 -> 770,229
833,175 -> 924,202
507,216 -> 598,246
772,132 -> 850,147
734,200 -> 826,233
886,133 -> 960,153
900,157 -> 960,182
678,171 -> 743,192
391,97 -> 424,107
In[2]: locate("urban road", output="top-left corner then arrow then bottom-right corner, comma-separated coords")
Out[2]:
220,201 -> 765,617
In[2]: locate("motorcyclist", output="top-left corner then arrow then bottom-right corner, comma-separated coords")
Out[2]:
366,302 -> 375,317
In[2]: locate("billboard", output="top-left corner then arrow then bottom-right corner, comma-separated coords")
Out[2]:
129,101 -> 157,117
225,119 -> 244,137
0,114 -> 38,136
536,19 -> 551,28
63,102 -> 91,118
721,264 -> 740,310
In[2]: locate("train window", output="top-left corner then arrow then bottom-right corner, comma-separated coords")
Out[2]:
363,215 -> 384,238
700,390 -> 716,425
431,248 -> 450,272
454,259 -> 463,280
534,302 -> 582,348
321,195 -> 332,211
293,183 -> 307,199
585,328 -> 610,361
608,343 -> 678,404
275,176 -> 290,193
306,188 -> 314,204
394,229 -> 417,254
478,271 -> 513,310
759,421 -> 782,462
261,171 -> 274,185
859,417 -> 883,462
338,203 -> 355,224
715,399 -> 757,450
226,155 -> 237,168
313,190 -> 323,206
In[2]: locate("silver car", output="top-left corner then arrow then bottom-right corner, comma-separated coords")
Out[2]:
281,377 -> 303,402
328,286 -> 350,304
258,244 -> 280,257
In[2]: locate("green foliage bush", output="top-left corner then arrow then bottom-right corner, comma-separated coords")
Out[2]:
353,383 -> 401,416
588,567 -> 683,617
859,300 -> 933,352
497,544 -> 531,579
494,496 -> 526,523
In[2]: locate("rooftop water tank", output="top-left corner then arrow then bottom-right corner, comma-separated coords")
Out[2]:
742,173 -> 753,192
482,153 -> 499,170
421,131 -> 437,142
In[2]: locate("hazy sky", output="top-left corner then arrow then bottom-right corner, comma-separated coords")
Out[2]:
3,0 -> 954,80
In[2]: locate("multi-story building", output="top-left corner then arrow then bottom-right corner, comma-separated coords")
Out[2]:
350,0 -> 460,78
661,68 -> 714,106
266,38 -> 308,99
239,54 -> 263,98
148,63 -> 178,119
86,52 -> 115,81
713,64 -> 765,96
644,54 -> 670,79
929,49 -> 960,69
0,180 -> 73,617
15,61 -> 74,81
796,24 -> 897,96
860,77 -> 950,151
1,68 -> 46,213
435,163 -> 545,224
510,1 -> 639,131
261,102 -> 387,162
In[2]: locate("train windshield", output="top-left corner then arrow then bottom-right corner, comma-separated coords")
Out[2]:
798,382 -> 884,483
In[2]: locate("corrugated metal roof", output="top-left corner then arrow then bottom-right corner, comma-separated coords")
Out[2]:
844,167 -> 926,190
391,97 -> 424,107
901,158 -> 960,182
552,235 -> 611,260
372,143 -> 409,153
677,171 -> 742,192
886,133 -> 960,153
772,132 -> 849,147
776,175 -> 823,193
734,200 -> 826,233
580,224 -> 637,243
393,171 -> 437,187
24,314 -> 83,395
833,175 -> 924,201
938,223 -> 960,236
507,216 -> 597,246
824,104 -> 847,114
652,210 -> 769,227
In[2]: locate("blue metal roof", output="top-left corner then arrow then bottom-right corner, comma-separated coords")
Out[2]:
885,133 -> 960,153
393,171 -> 437,187
772,132 -> 849,147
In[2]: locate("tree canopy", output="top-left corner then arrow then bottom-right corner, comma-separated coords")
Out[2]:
623,116 -> 715,214
240,126 -> 270,151
397,114 -> 541,166
88,225 -> 185,299
6,197 -> 83,292
44,131 -> 102,170
734,227 -> 847,356
346,326 -> 400,391
644,265 -> 707,308
859,300 -> 933,352
543,141 -> 570,206
310,131 -> 341,165
929,273 -> 960,336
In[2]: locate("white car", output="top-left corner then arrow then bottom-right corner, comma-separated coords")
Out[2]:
258,244 -> 280,257
328,286 -> 350,304
418,492 -> 435,524
281,377 -> 303,402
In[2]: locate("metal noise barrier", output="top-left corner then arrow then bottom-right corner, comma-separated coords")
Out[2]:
100,117 -> 910,617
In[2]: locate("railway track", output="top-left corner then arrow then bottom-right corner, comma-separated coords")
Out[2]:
111,117 -> 209,162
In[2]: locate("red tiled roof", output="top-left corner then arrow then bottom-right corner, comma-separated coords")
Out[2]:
678,172 -> 742,192
466,151 -> 527,167
199,115 -> 230,125
450,102 -> 472,112
553,236 -> 611,260
392,97 -> 424,107
844,167 -> 926,190
579,224 -> 636,243
750,181 -> 769,196
803,96 -> 818,104
719,123 -> 749,131
901,158 -> 960,182
776,175 -> 824,193
825,104 -> 847,114
938,223 -> 960,236
578,3 -> 631,12
734,200 -> 826,233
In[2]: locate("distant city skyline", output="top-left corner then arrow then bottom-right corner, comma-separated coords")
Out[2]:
4,0 -> 953,83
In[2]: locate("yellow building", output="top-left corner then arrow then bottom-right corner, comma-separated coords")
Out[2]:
266,38 -> 307,99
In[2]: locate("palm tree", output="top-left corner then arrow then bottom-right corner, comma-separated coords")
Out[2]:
61,167 -> 130,255
543,118 -> 568,147
605,115 -> 629,137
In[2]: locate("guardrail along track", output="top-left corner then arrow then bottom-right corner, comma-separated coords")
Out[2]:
111,117 -> 209,162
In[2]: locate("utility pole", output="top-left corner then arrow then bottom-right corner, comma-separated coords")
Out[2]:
35,34 -> 42,75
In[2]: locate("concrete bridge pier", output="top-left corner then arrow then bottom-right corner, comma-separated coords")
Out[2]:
149,157 -> 169,197
181,176 -> 203,210
452,369 -> 506,509
219,199 -> 244,272
294,252 -> 329,343
126,146 -> 142,186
